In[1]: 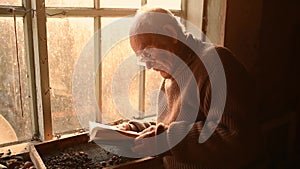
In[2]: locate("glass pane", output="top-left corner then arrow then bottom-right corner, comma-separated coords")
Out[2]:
0,0 -> 21,6
101,17 -> 139,123
100,0 -> 141,8
47,18 -> 94,134
147,0 -> 181,10
145,70 -> 162,117
45,0 -> 93,7
0,17 -> 32,145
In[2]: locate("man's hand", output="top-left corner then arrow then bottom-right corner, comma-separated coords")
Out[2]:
131,123 -> 169,157
116,122 -> 132,131
131,126 -> 156,156
116,120 -> 156,132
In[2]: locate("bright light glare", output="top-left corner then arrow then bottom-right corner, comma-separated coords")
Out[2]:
147,0 -> 181,10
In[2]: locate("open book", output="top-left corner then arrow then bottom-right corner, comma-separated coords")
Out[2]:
89,121 -> 139,146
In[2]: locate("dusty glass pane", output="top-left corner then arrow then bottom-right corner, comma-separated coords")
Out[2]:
145,69 -> 162,117
147,0 -> 181,10
47,18 -> 94,134
101,17 -> 139,123
0,17 -> 32,145
45,0 -> 93,7
100,0 -> 141,8
0,0 -> 21,6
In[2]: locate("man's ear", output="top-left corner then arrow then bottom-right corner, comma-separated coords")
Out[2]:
163,24 -> 178,44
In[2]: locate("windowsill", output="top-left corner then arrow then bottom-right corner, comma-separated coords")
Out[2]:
0,119 -> 161,157
0,132 -> 89,157
0,142 -> 31,157
53,131 -> 89,140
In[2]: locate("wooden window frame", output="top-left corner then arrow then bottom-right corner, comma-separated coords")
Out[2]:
0,0 -> 186,143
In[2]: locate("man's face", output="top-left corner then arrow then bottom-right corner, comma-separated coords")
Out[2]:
130,35 -> 177,79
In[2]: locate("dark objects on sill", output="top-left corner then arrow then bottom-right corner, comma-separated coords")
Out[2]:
6,150 -> 11,156
0,154 -> 35,169
43,142 -> 135,169
31,134 -> 41,142
45,151 -> 124,169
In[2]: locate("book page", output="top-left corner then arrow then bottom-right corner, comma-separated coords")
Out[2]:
89,121 -> 139,146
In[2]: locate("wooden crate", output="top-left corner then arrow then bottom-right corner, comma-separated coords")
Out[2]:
29,134 -> 164,169
0,145 -> 35,169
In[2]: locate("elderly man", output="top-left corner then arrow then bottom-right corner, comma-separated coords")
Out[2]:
118,7 -> 264,169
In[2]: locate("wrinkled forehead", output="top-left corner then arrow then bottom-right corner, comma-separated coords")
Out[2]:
129,33 -> 155,52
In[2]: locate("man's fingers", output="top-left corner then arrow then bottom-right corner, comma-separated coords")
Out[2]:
139,125 -> 156,135
116,123 -> 130,131
129,121 -> 147,132
136,130 -> 155,140
135,131 -> 154,143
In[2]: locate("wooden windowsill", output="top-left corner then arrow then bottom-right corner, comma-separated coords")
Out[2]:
0,142 -> 31,157
0,132 -> 88,157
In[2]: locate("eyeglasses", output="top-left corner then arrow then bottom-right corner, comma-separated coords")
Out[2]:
136,48 -> 155,67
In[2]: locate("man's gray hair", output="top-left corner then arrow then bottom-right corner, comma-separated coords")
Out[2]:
130,7 -> 186,40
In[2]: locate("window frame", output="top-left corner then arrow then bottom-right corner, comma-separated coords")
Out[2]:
0,0 -> 39,146
0,0 -> 187,144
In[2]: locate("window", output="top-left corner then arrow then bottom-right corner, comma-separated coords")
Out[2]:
0,0 -> 21,6
0,3 -> 33,145
47,18 -> 94,134
100,0 -> 141,8
0,0 -> 185,144
101,18 -> 138,123
147,0 -> 181,10
45,0 -> 93,8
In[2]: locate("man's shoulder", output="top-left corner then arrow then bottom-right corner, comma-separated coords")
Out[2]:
200,44 -> 234,56
194,42 -> 233,58
214,45 -> 235,57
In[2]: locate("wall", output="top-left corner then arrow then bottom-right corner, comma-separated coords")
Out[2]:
205,0 -> 227,45
186,0 -> 227,45
187,0 -> 300,166
225,0 -> 300,118
224,0 -> 300,167
186,0 -> 204,38
224,0 -> 263,78
257,0 -> 300,116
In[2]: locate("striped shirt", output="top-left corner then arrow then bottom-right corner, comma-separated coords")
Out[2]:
156,35 -> 264,169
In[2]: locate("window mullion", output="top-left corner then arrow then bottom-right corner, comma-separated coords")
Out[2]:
181,0 -> 187,19
94,0 -> 102,123
138,68 -> 146,119
23,0 -> 39,139
141,0 -> 147,6
95,0 -> 100,9
31,0 -> 53,141
45,8 -> 136,18
138,0 -> 146,120
94,18 -> 102,123
0,6 -> 25,17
